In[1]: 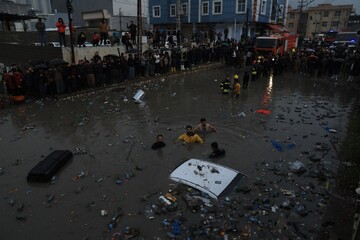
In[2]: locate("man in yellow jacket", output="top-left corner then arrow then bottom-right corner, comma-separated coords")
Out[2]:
177,126 -> 204,143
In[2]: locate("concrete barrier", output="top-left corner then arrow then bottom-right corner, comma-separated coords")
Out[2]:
0,42 -> 149,67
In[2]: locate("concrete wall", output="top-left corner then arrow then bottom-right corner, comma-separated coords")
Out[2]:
0,30 -> 149,67
0,30 -> 116,45
0,42 -> 62,68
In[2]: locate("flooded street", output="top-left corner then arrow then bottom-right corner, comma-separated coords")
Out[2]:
0,65 -> 357,239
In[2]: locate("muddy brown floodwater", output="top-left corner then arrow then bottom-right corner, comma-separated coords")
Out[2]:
0,65 -> 357,240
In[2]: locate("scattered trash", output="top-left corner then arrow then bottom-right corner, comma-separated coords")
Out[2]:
50,176 -> 57,184
74,147 -> 87,155
47,194 -> 55,203
238,112 -> 246,117
101,210 -> 108,216
295,203 -> 309,217
271,140 -> 283,152
325,127 -> 337,133
289,161 -> 307,173
256,109 -> 271,115
133,89 -> 145,101
108,214 -> 121,231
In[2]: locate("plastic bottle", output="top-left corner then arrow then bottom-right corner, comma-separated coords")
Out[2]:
108,214 -> 120,231
172,221 -> 181,235
271,140 -> 283,152
159,196 -> 172,205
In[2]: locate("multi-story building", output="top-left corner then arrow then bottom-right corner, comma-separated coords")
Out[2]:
286,3 -> 354,37
8,0 -> 52,14
347,14 -> 360,32
305,4 -> 353,37
285,6 -> 308,35
50,0 -> 149,29
148,0 -> 289,42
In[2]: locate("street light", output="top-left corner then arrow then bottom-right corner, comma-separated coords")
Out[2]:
66,0 -> 75,63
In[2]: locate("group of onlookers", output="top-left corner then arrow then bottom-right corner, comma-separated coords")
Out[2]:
2,37 -> 359,104
1,43 -> 238,101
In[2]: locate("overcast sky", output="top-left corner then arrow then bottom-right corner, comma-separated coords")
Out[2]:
288,0 -> 360,14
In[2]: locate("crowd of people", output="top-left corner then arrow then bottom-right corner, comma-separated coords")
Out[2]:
0,42 -> 236,102
1,34 -> 359,105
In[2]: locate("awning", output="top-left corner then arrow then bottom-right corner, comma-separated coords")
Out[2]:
0,13 -> 38,21
268,24 -> 289,34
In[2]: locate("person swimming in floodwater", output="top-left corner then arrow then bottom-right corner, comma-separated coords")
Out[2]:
208,142 -> 225,158
151,134 -> 166,150
194,118 -> 216,134
176,125 -> 204,143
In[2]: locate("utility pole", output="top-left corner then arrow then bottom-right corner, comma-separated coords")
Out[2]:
119,8 -> 122,32
137,0 -> 142,52
246,8 -> 249,39
176,0 -> 181,32
66,0 -> 75,63
296,0 -> 303,35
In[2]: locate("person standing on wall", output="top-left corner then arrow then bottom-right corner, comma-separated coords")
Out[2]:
35,18 -> 46,46
56,18 -> 66,47
127,21 -> 137,44
99,19 -> 108,46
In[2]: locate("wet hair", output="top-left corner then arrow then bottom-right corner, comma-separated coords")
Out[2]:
211,142 -> 218,149
200,118 -> 206,122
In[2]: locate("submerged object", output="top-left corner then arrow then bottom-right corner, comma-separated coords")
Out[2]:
27,150 -> 73,182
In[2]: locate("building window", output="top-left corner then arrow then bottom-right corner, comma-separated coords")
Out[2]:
332,21 -> 339,27
289,13 -> 295,19
288,23 -> 294,28
181,3 -> 188,16
324,11 -> 329,17
170,4 -> 176,17
213,0 -> 222,15
153,6 -> 161,18
334,11 -> 341,17
202,1 -> 209,15
322,21 -> 327,27
261,0 -> 266,15
236,0 -> 246,13
279,5 -> 284,18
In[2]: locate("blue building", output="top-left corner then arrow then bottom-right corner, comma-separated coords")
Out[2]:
149,0 -> 288,42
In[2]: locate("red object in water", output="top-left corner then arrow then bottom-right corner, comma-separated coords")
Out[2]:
10,95 -> 25,103
256,109 -> 271,115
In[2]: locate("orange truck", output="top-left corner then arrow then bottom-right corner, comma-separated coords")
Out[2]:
255,34 -> 298,57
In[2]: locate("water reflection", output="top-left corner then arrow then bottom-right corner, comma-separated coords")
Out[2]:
261,74 -> 273,107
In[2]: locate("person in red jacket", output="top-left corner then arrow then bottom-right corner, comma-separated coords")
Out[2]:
56,18 -> 66,47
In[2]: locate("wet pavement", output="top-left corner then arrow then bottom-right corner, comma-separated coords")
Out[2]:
0,66 -> 358,239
